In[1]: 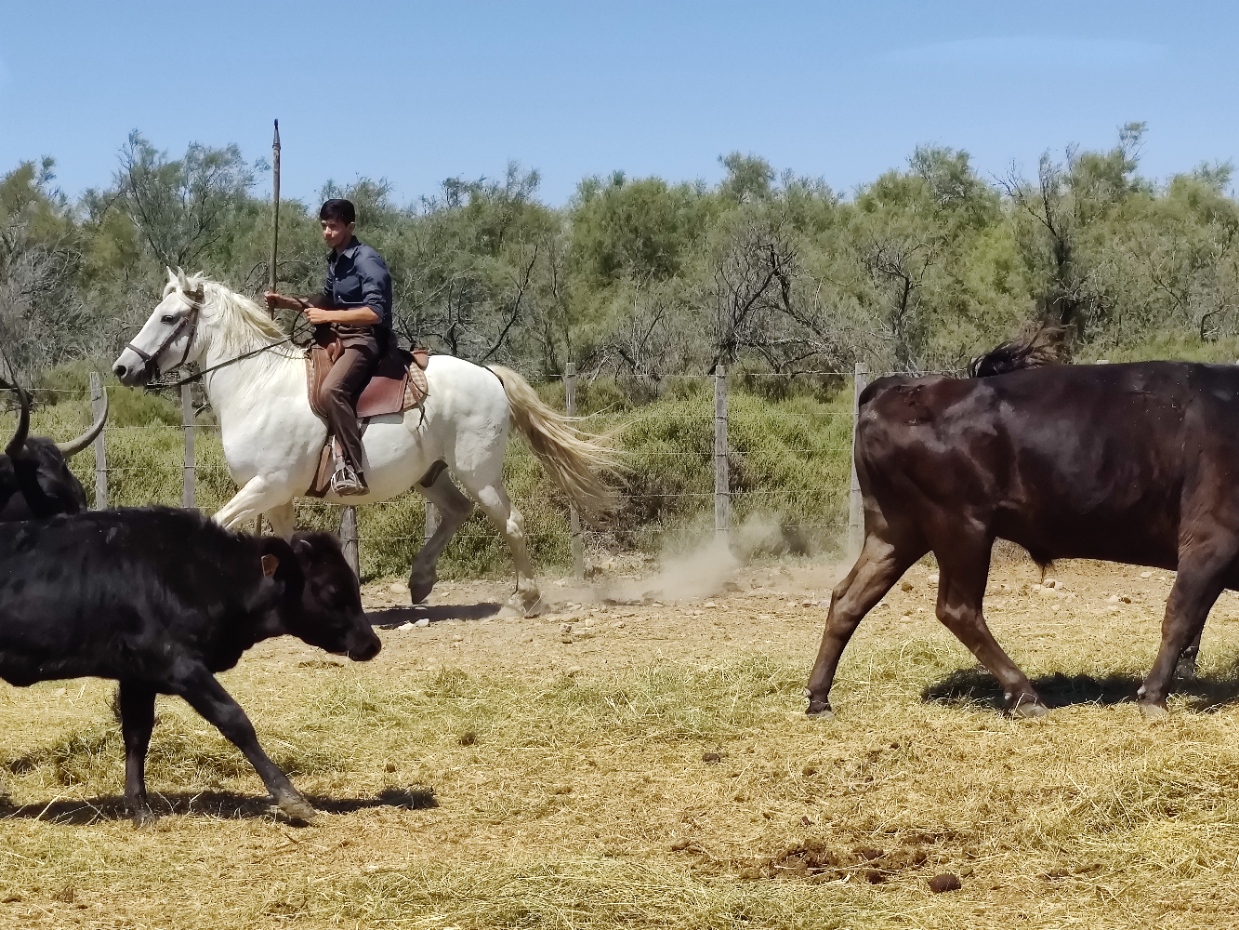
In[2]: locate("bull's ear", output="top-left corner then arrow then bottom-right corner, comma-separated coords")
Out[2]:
261,553 -> 280,577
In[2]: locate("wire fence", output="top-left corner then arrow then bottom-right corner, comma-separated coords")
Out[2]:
5,363 -> 880,579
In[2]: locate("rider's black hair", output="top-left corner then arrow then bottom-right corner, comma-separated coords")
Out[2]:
319,199 -> 356,225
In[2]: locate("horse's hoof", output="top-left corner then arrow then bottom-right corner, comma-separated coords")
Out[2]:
1012,700 -> 1050,719
408,579 -> 436,605
1139,701 -> 1169,720
277,794 -> 318,824
130,806 -> 157,829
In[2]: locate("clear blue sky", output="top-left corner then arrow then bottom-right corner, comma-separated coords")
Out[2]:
2,0 -> 1235,205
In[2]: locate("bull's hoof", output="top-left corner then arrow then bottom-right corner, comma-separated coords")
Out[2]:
1011,700 -> 1050,719
130,805 -> 157,829
1175,659 -> 1199,681
805,699 -> 835,720
277,793 -> 318,824
1138,701 -> 1169,720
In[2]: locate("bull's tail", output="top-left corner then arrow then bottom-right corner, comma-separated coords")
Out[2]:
968,322 -> 1067,378
487,365 -> 621,522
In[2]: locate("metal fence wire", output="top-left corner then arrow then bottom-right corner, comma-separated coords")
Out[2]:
5,364 -> 879,579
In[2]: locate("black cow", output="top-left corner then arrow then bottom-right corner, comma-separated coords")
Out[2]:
0,378 -> 108,519
0,507 -> 381,825
805,348 -> 1239,720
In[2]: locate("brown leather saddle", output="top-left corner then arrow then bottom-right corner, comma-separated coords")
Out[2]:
305,336 -> 430,496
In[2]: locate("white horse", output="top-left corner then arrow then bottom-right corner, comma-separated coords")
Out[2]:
113,269 -> 616,613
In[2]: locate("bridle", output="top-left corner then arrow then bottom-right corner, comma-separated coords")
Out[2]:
127,287 -> 297,390
125,289 -> 202,384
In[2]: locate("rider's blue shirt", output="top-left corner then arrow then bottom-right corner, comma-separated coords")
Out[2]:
323,237 -> 392,332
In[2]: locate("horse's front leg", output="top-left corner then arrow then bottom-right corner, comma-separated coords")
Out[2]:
213,477 -> 294,532
261,501 -> 298,539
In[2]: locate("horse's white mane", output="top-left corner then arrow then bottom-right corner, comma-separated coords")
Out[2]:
164,274 -> 289,357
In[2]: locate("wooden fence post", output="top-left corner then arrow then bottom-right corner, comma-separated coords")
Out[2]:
90,372 -> 108,510
181,383 -> 196,510
714,361 -> 730,539
565,362 -> 585,580
340,506 -> 359,578
848,361 -> 869,559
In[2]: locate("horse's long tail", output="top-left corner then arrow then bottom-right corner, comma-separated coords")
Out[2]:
487,365 -> 620,523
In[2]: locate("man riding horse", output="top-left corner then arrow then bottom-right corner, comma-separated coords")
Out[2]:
265,198 -> 392,496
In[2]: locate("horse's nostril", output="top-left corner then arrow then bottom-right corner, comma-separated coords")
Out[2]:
112,364 -> 126,378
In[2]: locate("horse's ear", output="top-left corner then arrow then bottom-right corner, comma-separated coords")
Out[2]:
166,266 -> 177,285
176,267 -> 189,291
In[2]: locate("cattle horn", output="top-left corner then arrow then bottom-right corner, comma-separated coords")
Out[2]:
56,389 -> 109,458
0,376 -> 31,457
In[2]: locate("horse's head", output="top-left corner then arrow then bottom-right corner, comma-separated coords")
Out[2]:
112,268 -> 208,386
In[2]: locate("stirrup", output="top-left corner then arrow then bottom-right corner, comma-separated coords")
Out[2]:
330,465 -> 368,496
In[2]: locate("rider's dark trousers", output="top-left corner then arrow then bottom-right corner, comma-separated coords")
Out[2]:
321,332 -> 381,476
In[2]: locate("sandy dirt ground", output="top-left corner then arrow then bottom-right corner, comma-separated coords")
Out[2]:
352,552 -> 1235,684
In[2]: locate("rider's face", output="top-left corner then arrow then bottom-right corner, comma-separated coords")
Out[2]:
321,219 -> 355,252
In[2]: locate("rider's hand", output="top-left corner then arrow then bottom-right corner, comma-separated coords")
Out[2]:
304,307 -> 334,325
264,291 -> 300,311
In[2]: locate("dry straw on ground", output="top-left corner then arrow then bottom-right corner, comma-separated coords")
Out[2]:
2,557 -> 1239,928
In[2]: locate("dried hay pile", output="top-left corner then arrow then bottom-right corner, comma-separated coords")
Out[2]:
1,558 -> 1238,928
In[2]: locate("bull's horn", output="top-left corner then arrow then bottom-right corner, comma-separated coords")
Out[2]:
56,389 -> 108,458
0,376 -> 31,457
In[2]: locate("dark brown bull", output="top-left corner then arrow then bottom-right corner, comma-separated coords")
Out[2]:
807,352 -> 1239,719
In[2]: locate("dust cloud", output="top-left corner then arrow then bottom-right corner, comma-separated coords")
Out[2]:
602,512 -> 810,604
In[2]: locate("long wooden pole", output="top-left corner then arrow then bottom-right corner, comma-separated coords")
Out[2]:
269,119 -> 281,300
256,119 -> 280,537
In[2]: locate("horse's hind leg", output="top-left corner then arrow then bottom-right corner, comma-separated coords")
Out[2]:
469,481 -> 540,615
408,467 -> 474,603
805,523 -> 927,717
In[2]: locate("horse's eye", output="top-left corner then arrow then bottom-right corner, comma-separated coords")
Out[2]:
161,314 -> 176,324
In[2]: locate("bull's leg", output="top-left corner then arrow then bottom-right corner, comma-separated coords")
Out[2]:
934,536 -> 1047,717
1138,546 -> 1231,714
119,680 -> 157,827
1177,629 -> 1204,681
169,664 -> 316,823
805,531 -> 926,717
408,469 -> 473,604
